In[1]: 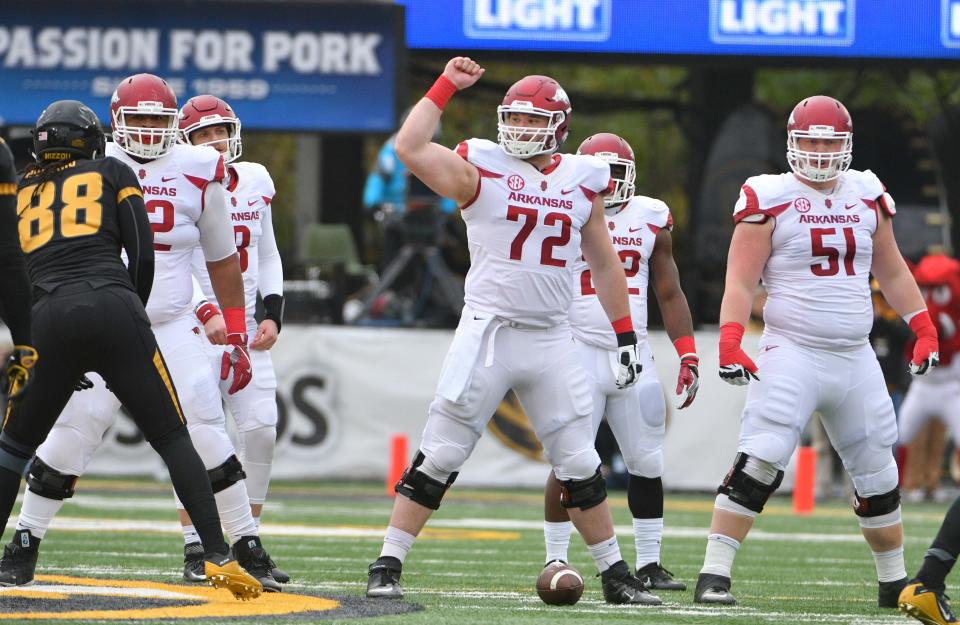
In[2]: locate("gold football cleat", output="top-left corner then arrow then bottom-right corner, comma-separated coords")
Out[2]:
204,555 -> 263,601
899,581 -> 958,625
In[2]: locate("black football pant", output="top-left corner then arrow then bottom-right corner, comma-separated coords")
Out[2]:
916,495 -> 960,592
0,284 -> 228,555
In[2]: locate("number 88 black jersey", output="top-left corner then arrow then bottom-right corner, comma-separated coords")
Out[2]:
17,156 -> 146,298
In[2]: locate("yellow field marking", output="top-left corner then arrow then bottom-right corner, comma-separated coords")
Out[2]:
420,527 -> 521,541
0,574 -> 338,620
1,589 -> 69,600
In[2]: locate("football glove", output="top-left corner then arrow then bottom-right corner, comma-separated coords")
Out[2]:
909,310 -> 940,376
615,331 -> 641,389
221,333 -> 253,394
675,353 -> 700,409
2,345 -> 38,400
74,375 -> 94,392
718,322 -> 758,386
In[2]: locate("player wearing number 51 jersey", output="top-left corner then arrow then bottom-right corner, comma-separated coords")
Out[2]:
3,75 -> 283,592
366,57 -> 654,606
694,95 -> 939,609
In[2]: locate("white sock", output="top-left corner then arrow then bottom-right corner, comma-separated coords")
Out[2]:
873,546 -> 907,582
214,482 -> 259,543
544,520 -> 573,564
701,533 -> 741,578
16,491 -> 66,540
181,524 -> 200,546
380,526 -> 416,564
633,517 -> 663,570
587,535 -> 623,573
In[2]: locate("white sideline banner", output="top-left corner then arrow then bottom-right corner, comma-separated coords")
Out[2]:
84,325 -> 801,490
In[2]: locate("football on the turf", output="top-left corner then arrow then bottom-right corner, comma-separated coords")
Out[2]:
536,560 -> 584,605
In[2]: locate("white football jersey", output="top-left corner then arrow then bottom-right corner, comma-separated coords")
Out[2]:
456,139 -> 611,327
734,169 -> 891,350
570,195 -> 672,349
192,161 -> 278,324
106,142 -> 224,324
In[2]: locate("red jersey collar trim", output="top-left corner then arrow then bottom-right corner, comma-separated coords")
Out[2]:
226,166 -> 239,192
538,154 -> 562,176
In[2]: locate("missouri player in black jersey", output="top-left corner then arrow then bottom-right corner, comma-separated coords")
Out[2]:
0,139 -> 35,401
0,100 -> 261,599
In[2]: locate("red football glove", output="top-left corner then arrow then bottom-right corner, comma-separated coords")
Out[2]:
673,336 -> 699,409
718,322 -> 758,386
908,310 -> 939,376
220,307 -> 253,394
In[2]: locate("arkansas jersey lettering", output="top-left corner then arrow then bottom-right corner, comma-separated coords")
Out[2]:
799,213 -> 860,224
140,185 -> 178,197
507,191 -> 574,210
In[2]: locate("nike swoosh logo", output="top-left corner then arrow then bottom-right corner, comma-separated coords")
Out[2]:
248,199 -> 257,206
845,203 -> 857,210
560,188 -> 575,195
161,176 -> 176,183
628,226 -> 642,233
762,345 -> 779,352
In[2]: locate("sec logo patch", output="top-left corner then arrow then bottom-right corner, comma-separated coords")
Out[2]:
507,175 -> 525,191
794,198 -> 812,213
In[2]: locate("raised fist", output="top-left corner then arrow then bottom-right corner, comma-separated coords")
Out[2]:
443,57 -> 485,90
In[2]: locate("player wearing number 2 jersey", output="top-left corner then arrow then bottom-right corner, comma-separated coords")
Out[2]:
1,75 -> 283,592
178,95 -> 287,584
0,99 -> 260,599
694,95 -> 939,609
542,133 -> 698,594
366,57 -> 656,606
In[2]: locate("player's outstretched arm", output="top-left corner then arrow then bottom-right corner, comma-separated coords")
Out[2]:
649,229 -> 699,408
394,57 -> 483,206
718,221 -> 772,385
872,208 -> 939,375
117,191 -> 155,307
0,140 -> 32,347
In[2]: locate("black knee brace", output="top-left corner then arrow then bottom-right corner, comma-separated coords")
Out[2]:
853,487 -> 900,518
26,457 -> 78,500
394,451 -> 458,510
717,452 -> 784,514
560,467 -> 607,511
207,455 -> 246,494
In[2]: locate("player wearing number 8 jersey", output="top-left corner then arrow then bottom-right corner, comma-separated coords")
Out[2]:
366,57 -> 654,606
0,100 -> 261,599
694,95 -> 939,609
178,95 -> 287,584
1,76 -> 283,592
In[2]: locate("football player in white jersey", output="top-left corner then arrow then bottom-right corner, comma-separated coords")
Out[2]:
366,57 -> 656,605
176,94 -> 287,584
693,95 -> 940,608
0,75 -> 282,592
541,132 -> 699,591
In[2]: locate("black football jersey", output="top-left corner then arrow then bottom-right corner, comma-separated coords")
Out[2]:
16,156 -> 143,296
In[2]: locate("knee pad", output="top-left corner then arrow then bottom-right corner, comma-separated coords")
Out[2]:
717,452 -> 784,514
207,454 -> 247,494
26,456 -> 79,500
854,487 -> 900,519
0,432 -> 34,476
395,451 -> 458,510
623,450 -> 663,480
238,427 -> 276,504
187,422 -> 237,469
148,423 -> 190,451
560,467 -> 607,511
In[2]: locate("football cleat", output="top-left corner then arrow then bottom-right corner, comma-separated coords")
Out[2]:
268,555 -> 290,584
204,553 -> 262,600
0,529 -> 40,587
878,576 -> 909,608
600,560 -> 662,605
694,572 -> 737,605
182,541 -> 206,582
899,581 -> 958,624
367,556 -> 403,598
233,536 -> 282,592
636,562 -> 687,591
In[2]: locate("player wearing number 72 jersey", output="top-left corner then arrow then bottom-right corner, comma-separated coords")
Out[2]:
694,95 -> 939,609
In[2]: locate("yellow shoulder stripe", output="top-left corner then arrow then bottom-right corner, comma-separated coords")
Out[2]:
116,186 -> 142,204
0,183 -> 15,196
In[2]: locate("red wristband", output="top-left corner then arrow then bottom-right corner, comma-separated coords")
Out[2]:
425,75 -> 457,110
223,307 -> 246,335
195,301 -> 220,325
909,310 -> 937,339
673,336 -> 697,358
611,316 -> 633,335
719,322 -> 746,344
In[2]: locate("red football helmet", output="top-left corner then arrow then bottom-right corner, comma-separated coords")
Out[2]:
577,133 -> 635,207
786,95 -> 853,183
179,95 -> 242,163
110,73 -> 179,160
497,75 -> 571,158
